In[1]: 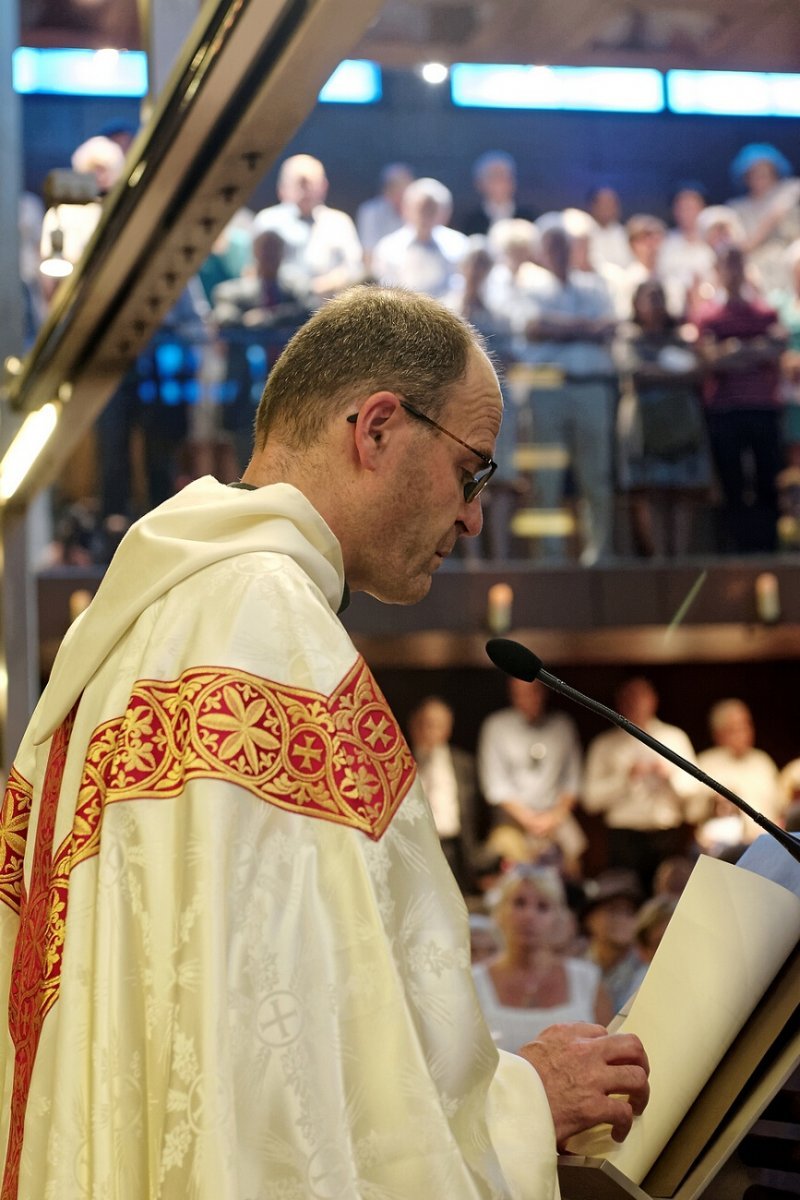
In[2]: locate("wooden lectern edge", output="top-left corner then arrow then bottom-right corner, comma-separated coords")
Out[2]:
557,1156 -> 652,1200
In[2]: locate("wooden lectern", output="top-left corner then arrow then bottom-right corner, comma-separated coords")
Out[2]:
558,940 -> 800,1200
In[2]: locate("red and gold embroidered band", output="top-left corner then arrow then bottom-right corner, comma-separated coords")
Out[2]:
1,657 -> 414,1197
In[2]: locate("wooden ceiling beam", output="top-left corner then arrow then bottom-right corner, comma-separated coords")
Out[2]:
703,0 -> 800,65
356,0 -> 800,73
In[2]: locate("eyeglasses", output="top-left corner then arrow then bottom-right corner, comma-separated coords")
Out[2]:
347,398 -> 497,503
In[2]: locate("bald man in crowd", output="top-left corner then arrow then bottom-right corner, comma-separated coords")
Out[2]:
582,677 -> 697,890
253,152 -> 364,304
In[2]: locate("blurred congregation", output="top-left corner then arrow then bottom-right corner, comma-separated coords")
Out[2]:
19,88 -> 800,1047
404,675 -> 800,1045
23,132 -> 800,569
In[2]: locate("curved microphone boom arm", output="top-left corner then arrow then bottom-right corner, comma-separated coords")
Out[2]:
485,637 -> 800,866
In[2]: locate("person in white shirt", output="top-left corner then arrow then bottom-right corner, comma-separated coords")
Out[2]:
692,698 -> 783,856
588,186 -> 632,271
473,866 -> 610,1052
478,676 -> 586,876
252,153 -> 364,305
603,214 -> 673,319
582,677 -> 697,890
658,184 -> 716,318
512,219 -> 618,565
728,142 -> 800,295
484,218 -> 541,317
40,135 -> 126,301
356,162 -> 413,271
372,177 -> 469,298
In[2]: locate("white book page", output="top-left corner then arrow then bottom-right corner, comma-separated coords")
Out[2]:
565,854 -> 800,1183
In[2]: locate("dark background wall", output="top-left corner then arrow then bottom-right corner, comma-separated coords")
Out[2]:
21,69 -> 800,220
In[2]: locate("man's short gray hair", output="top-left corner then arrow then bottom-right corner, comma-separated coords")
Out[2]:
253,285 -> 487,449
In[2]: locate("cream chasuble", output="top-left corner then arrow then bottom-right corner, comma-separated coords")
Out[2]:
0,478 -> 557,1199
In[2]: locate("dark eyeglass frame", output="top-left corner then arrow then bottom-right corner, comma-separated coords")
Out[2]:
346,398 -> 497,503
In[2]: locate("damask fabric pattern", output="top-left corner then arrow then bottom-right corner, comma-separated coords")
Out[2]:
0,478 -> 557,1200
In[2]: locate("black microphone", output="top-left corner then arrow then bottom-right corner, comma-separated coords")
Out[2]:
485,636 -> 800,866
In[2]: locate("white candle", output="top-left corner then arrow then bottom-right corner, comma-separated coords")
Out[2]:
755,572 -> 780,624
486,583 -> 514,635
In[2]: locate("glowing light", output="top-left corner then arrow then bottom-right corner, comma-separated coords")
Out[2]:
421,62 -> 449,85
0,403 -> 61,504
40,255 -> 73,279
12,47 -> 147,97
94,47 -> 120,70
40,228 -> 73,279
450,62 -> 664,113
667,69 -> 800,117
318,59 -> 381,104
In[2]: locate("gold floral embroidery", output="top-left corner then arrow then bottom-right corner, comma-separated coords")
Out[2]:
4,704 -> 77,1200
3,659 -> 415,1198
75,658 -> 415,840
0,768 -> 33,917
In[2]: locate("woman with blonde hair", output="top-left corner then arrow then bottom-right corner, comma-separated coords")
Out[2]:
472,866 -> 613,1052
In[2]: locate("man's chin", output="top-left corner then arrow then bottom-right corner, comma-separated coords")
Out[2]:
364,574 -> 434,606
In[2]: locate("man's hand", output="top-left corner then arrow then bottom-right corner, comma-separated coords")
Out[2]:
628,758 -> 669,781
519,1023 -> 650,1149
524,808 -> 564,838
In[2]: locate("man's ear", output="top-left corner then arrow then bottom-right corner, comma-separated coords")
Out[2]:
349,391 -> 402,470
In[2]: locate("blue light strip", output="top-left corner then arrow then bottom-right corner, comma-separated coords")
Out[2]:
318,59 -> 382,104
667,69 -> 800,117
13,47 -> 382,104
13,47 -> 148,97
450,63 -> 665,113
17,50 -> 800,117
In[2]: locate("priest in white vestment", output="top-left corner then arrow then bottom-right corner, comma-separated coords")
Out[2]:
0,287 -> 648,1199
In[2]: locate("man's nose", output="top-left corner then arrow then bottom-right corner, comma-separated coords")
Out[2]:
459,494 -> 484,539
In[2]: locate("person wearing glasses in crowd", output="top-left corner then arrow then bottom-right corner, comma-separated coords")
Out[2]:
1,287 -> 648,1199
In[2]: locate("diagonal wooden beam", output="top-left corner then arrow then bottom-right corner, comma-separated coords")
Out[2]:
3,0 -> 384,505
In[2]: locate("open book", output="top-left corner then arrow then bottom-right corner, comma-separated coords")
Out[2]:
564,840 -> 800,1187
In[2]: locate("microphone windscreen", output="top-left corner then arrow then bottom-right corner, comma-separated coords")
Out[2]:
485,638 -> 543,682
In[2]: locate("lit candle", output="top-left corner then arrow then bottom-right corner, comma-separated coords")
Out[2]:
755,572 -> 780,625
487,583 -> 514,635
69,588 -> 93,623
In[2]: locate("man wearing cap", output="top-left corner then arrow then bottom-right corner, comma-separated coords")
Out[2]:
581,869 -> 646,1014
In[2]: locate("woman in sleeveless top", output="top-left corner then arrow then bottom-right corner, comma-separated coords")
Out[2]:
473,866 -> 613,1053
